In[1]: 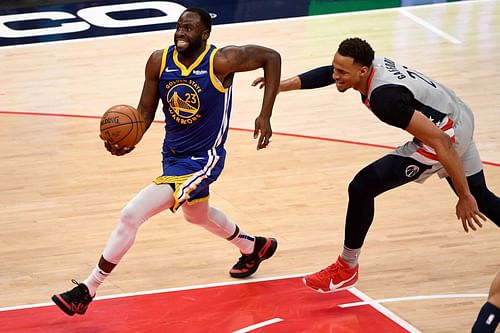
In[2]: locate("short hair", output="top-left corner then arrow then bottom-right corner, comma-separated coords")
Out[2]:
337,38 -> 374,67
184,7 -> 212,32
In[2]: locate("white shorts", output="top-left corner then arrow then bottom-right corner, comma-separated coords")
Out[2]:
392,100 -> 483,183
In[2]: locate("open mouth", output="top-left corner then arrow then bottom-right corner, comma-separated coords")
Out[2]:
175,40 -> 189,49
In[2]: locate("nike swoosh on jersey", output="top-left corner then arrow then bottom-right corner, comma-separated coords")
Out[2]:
328,272 -> 358,290
165,68 -> 178,72
190,156 -> 204,160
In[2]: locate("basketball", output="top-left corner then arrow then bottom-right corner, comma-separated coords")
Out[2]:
100,104 -> 146,147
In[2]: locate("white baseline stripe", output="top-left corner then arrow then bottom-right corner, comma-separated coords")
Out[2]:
339,292 -> 488,308
399,9 -> 462,45
232,318 -> 284,333
0,273 -> 308,312
1,273 -> 482,332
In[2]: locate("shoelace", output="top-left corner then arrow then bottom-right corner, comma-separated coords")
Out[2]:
69,279 -> 93,303
316,262 -> 341,278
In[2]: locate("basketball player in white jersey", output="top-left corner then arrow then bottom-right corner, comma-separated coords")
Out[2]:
254,37 -> 499,293
52,7 -> 281,316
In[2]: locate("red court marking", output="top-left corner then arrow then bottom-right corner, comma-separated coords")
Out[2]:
0,277 -> 416,333
1,110 -> 499,167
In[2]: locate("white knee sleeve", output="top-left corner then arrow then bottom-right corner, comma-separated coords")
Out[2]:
103,183 -> 174,263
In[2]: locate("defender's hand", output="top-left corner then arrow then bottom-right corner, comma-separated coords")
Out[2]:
456,194 -> 486,232
252,77 -> 265,89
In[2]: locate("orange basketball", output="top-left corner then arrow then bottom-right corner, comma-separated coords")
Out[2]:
100,104 -> 145,147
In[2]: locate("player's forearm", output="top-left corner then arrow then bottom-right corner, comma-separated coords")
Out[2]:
137,101 -> 158,131
279,76 -> 301,91
142,109 -> 157,130
259,51 -> 281,118
280,65 -> 335,92
435,139 -> 471,198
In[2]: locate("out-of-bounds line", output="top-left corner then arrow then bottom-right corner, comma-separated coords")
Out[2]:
232,318 -> 284,333
339,292 -> 488,308
0,273 -> 308,312
1,110 -> 499,167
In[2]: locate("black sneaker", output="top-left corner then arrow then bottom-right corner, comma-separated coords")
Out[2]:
51,280 -> 94,316
229,236 -> 278,278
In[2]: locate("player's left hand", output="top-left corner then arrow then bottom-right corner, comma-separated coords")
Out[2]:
456,194 -> 486,232
254,115 -> 272,150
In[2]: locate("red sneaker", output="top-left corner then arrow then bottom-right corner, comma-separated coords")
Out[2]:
303,256 -> 358,293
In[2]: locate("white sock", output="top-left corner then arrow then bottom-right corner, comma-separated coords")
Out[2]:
228,225 -> 255,254
83,266 -> 109,297
341,246 -> 361,268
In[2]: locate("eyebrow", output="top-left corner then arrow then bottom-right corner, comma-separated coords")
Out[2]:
333,64 -> 348,74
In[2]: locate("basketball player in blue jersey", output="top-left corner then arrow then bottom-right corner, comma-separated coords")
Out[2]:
51,7 -> 281,316
254,37 -> 499,293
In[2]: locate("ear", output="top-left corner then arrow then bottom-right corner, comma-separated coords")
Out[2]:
360,65 -> 371,77
202,30 -> 210,41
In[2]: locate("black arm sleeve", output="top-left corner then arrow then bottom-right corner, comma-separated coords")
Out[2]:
369,85 -> 415,129
298,65 -> 335,89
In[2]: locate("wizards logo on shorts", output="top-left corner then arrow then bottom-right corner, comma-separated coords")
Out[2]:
167,81 -> 202,125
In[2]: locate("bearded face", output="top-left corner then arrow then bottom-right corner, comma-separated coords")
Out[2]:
174,11 -> 209,58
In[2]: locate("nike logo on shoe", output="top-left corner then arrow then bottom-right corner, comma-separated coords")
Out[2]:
245,261 -> 256,269
328,272 -> 358,291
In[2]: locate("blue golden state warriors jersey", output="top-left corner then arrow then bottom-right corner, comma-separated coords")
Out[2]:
158,44 -> 232,155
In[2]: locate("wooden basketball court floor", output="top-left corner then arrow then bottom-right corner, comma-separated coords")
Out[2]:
1,1 -> 499,332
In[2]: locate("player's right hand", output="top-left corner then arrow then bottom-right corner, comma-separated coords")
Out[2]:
456,194 -> 486,232
100,134 -> 135,156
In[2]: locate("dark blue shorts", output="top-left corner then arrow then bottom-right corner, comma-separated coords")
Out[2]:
153,148 -> 226,212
